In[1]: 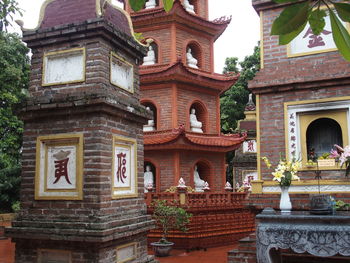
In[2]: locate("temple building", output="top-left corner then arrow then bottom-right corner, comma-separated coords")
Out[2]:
228,1 -> 350,262
125,0 -> 247,193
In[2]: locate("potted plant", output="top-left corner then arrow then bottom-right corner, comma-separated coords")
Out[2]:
150,200 -> 192,257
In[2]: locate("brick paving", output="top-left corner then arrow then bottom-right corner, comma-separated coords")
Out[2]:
150,244 -> 237,263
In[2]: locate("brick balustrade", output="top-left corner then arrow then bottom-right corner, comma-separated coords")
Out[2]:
145,192 -> 256,249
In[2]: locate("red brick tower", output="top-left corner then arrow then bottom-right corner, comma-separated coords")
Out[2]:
125,0 -> 246,192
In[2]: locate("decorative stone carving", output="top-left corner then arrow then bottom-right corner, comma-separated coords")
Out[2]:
194,165 -> 205,192
145,0 -> 156,9
142,46 -> 156,66
256,211 -> 350,263
263,184 -> 350,193
225,182 -> 233,191
144,165 -> 154,193
203,181 -> 210,191
177,177 -> 186,188
186,48 -> 198,69
190,108 -> 203,133
184,0 -> 195,13
143,107 -> 155,132
245,93 -> 256,111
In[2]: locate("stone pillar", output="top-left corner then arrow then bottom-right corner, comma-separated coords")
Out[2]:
6,1 -> 156,262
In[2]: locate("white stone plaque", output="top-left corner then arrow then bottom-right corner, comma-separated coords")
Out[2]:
46,145 -> 76,190
38,249 -> 71,263
110,52 -> 134,93
35,134 -> 83,200
112,136 -> 137,198
116,243 -> 136,263
288,11 -> 348,57
43,48 -> 85,85
243,140 -> 257,154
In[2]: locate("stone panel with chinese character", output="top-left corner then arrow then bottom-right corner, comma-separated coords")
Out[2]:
35,134 -> 83,200
112,136 -> 137,198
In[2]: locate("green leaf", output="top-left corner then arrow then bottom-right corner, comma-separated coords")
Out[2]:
162,0 -> 174,12
129,0 -> 146,12
329,9 -> 350,62
271,1 -> 310,35
334,3 -> 350,23
279,21 -> 307,45
309,9 -> 326,35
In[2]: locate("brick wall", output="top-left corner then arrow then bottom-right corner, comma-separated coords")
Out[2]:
175,25 -> 212,72
141,86 -> 173,130
29,37 -> 141,103
250,4 -> 350,90
259,86 -> 350,181
177,87 -> 218,134
140,27 -> 172,65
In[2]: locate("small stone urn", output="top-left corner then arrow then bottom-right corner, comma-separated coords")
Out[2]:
310,194 -> 332,215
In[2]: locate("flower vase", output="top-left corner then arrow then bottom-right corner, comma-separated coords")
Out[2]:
280,186 -> 292,213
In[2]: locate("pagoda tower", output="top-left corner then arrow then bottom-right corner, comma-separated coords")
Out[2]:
125,0 -> 246,192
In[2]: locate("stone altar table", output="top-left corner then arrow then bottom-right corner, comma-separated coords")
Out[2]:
256,209 -> 350,263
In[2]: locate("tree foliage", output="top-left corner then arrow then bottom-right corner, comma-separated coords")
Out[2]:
0,32 -> 30,212
0,0 -> 22,32
271,0 -> 350,61
220,45 -> 260,133
152,200 -> 192,243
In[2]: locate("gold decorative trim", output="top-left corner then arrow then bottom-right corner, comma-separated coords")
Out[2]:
37,249 -> 72,263
42,47 -> 86,87
259,11 -> 264,69
256,95 -> 261,181
110,51 -> 134,94
112,136 -> 138,199
35,134 -> 84,200
116,242 -> 137,263
101,0 -> 147,45
21,0 -> 56,31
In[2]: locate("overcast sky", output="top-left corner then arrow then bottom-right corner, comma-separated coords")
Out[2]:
13,0 -> 260,73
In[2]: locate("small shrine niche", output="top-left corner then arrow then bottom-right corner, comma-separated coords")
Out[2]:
142,102 -> 157,131
144,161 -> 156,192
144,0 -> 159,9
306,118 -> 343,159
189,102 -> 207,133
142,40 -> 158,66
186,42 -> 201,69
193,161 -> 211,191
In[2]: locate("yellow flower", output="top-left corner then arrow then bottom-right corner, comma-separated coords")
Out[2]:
272,171 -> 285,182
262,157 -> 272,168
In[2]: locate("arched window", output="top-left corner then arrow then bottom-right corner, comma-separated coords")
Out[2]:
186,42 -> 201,69
144,161 -> 156,192
306,118 -> 343,159
142,102 -> 157,131
189,101 -> 207,133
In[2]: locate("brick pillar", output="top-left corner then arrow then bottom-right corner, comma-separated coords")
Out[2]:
5,1 -> 156,262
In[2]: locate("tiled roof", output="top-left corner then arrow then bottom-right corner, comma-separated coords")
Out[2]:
130,0 -> 231,40
144,125 -> 246,151
139,61 -> 239,93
